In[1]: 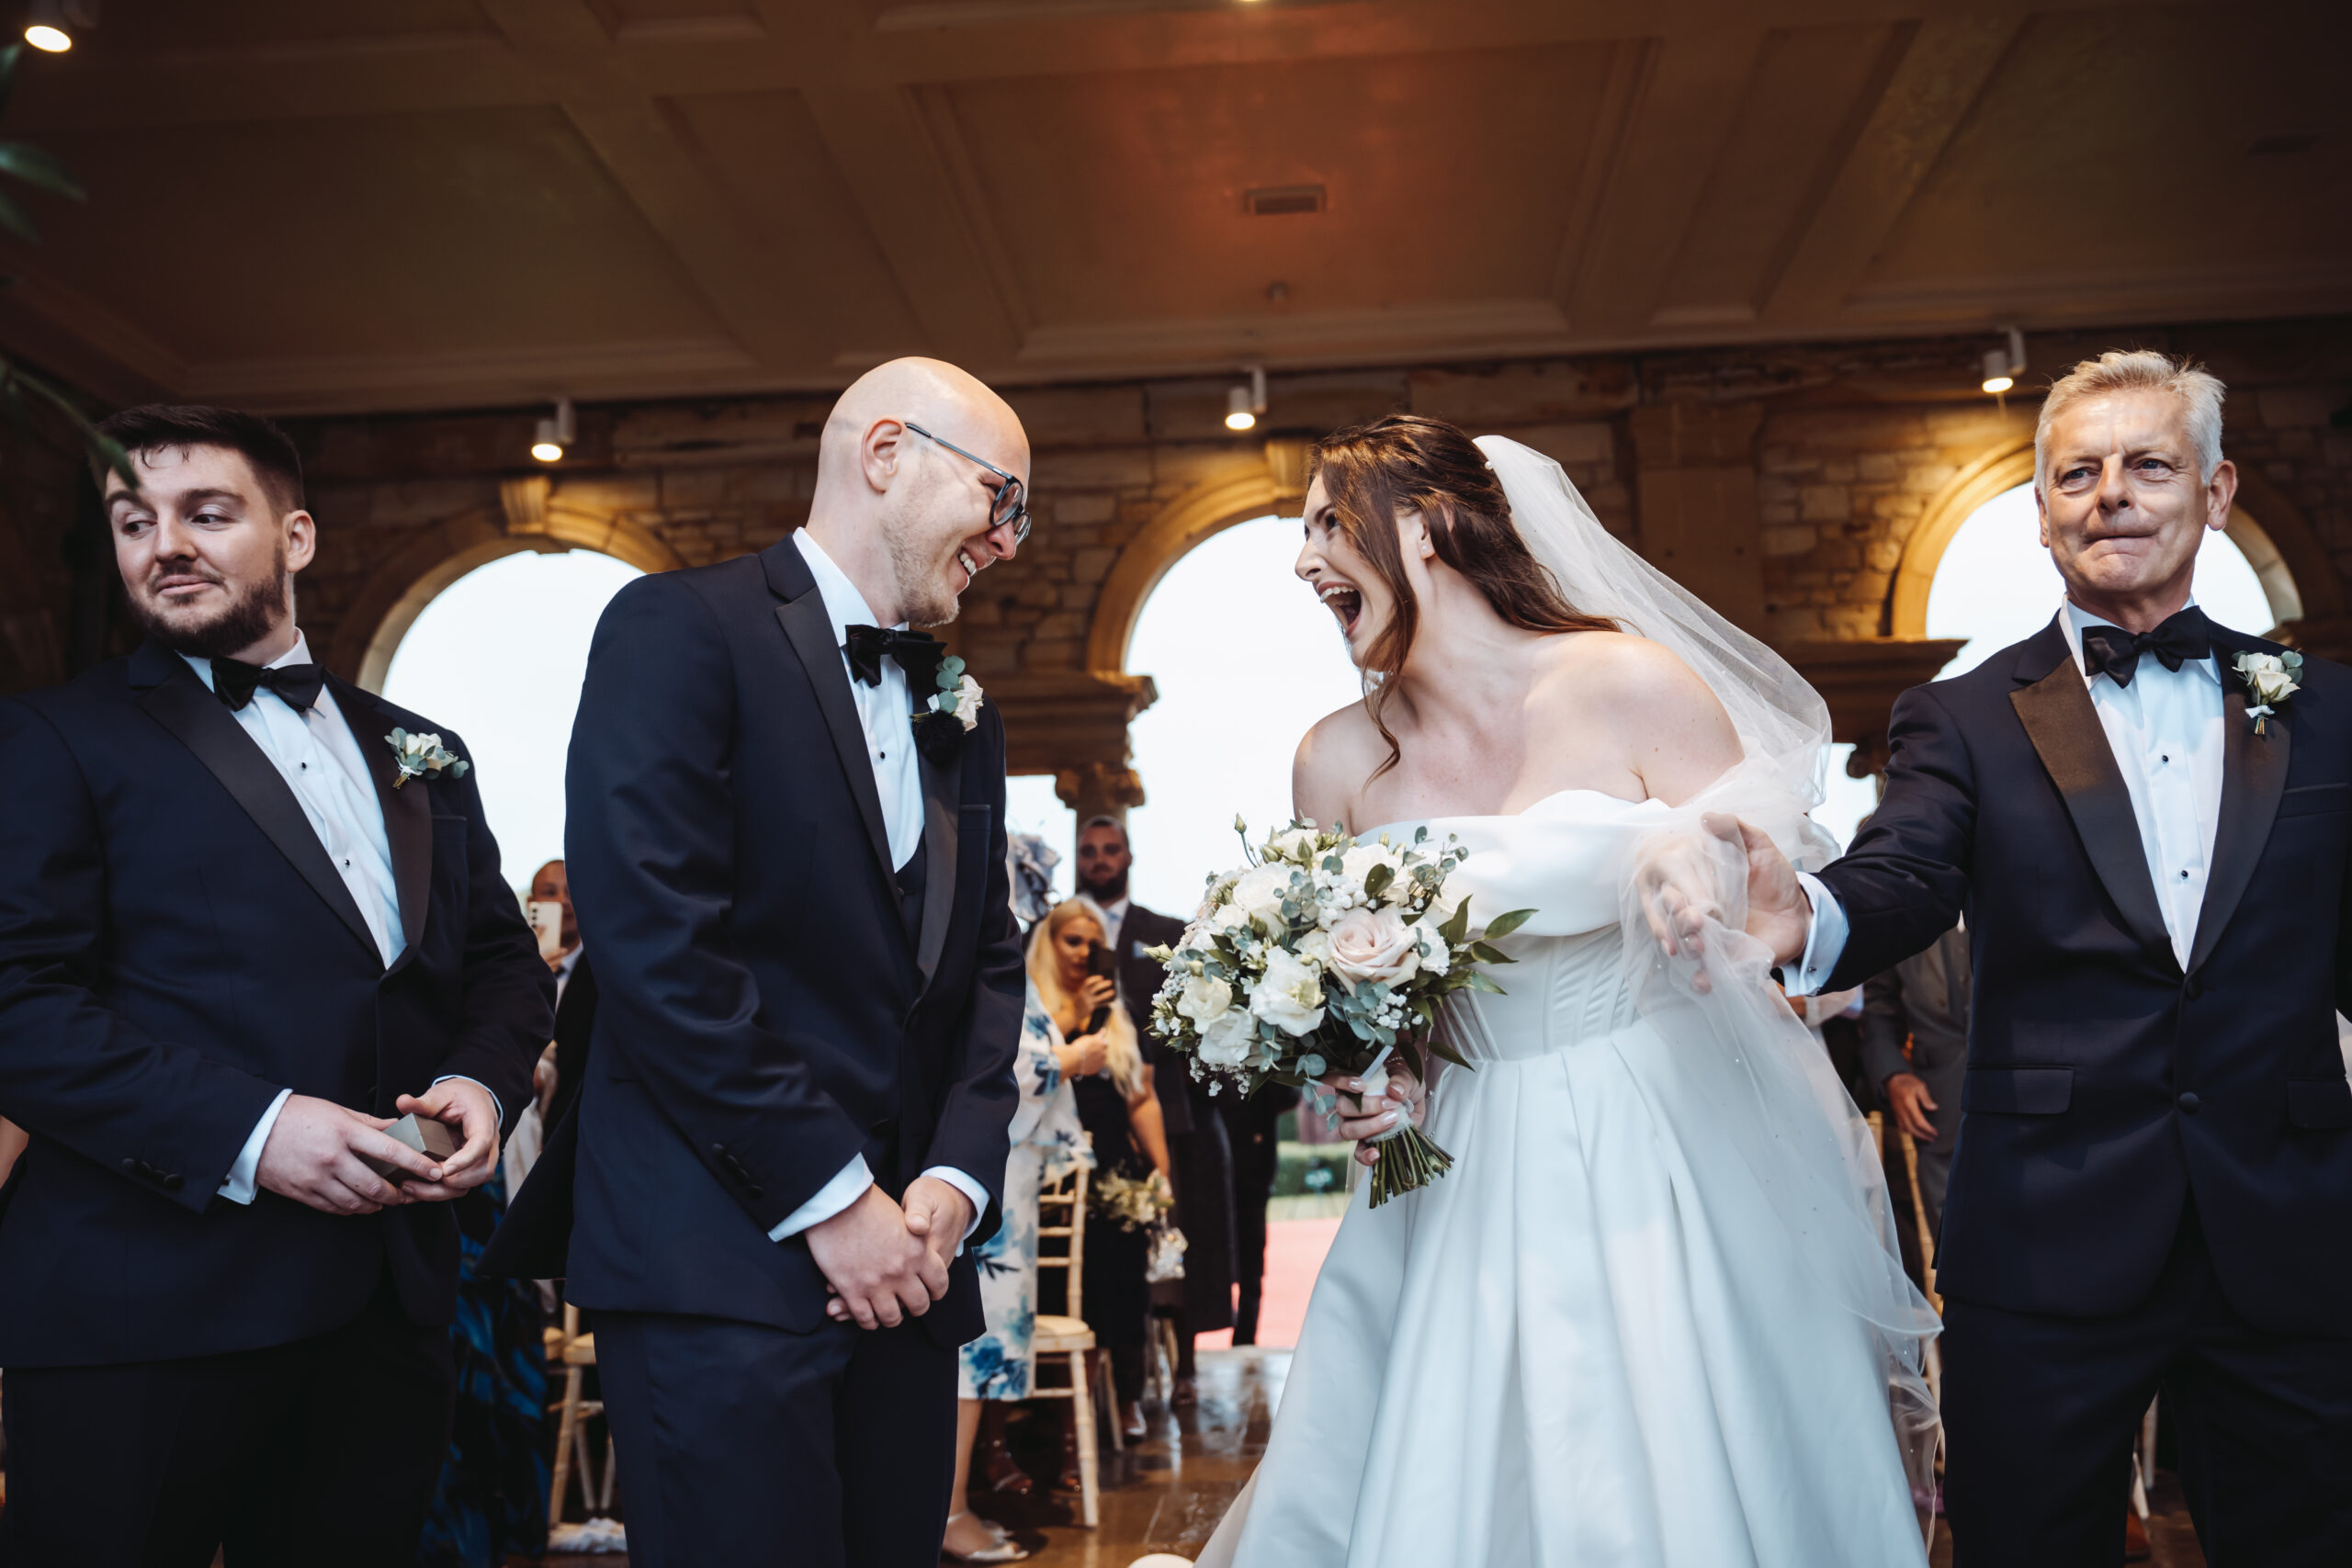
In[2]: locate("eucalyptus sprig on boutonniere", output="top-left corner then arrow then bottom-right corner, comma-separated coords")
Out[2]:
385,728 -> 470,788
2233,650 -> 2302,736
910,657 -> 983,764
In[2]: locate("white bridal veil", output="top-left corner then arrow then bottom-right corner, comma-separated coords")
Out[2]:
1476,434 -> 1944,1511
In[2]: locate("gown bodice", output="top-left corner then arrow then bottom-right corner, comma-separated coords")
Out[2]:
1365,789 -> 1672,1065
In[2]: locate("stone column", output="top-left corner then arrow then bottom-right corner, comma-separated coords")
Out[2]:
982,669 -> 1159,824
1628,401 -> 1767,633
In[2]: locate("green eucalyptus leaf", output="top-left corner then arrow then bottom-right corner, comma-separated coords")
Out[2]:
1462,972 -> 1507,995
1363,862 -> 1394,897
0,142 -> 83,202
1482,908 -> 1538,940
1426,1036 -> 1471,1068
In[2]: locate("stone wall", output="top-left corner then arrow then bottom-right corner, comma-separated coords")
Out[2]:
16,316 -> 2352,801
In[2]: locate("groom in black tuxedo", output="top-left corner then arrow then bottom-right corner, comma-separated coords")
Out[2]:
487,357 -> 1026,1567
1720,353 -> 2352,1566
0,405 -> 553,1566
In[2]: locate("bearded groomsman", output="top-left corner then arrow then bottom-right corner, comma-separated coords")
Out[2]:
1076,815 -> 1235,1399
0,406 -> 553,1567
1706,352 -> 2352,1566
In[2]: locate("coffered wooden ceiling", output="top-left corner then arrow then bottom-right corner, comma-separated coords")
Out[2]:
0,0 -> 2342,414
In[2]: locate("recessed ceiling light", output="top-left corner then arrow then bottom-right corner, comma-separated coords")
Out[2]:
25,0 -> 94,52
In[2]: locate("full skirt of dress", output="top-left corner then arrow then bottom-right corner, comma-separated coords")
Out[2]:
1199,944 -> 1929,1567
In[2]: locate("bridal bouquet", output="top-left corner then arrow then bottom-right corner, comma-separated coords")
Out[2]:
1147,819 -> 1532,1206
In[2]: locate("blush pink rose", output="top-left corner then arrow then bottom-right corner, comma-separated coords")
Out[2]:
1326,906 -> 1420,991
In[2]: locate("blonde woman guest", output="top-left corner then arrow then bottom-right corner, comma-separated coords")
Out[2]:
942,979 -> 1094,1563
1032,899 -> 1169,1438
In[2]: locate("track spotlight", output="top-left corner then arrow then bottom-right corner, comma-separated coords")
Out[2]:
1225,366 -> 1268,433
1981,326 -> 2026,397
25,0 -> 97,53
532,397 -> 574,463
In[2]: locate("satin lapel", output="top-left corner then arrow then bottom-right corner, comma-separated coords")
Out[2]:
913,737 -> 963,990
774,591 -> 895,886
138,660 -> 378,957
334,678 -> 432,962
2188,660 -> 2291,974
2009,658 -> 2176,963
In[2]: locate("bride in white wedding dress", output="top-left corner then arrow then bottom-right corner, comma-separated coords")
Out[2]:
1193,418 -> 1939,1568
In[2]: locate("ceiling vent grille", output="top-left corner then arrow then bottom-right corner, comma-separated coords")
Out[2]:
1245,185 -> 1327,218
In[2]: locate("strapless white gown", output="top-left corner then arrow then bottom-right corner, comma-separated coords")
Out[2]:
1198,791 -> 1932,1568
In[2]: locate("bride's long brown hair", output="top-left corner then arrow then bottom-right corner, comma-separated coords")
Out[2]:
1311,413 -> 1618,779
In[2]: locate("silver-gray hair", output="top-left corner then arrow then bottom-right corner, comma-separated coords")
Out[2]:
2034,349 -> 2226,495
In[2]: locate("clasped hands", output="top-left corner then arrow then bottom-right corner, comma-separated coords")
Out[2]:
812,1176 -> 973,1330
1634,813 -> 1815,991
255,1078 -> 501,1216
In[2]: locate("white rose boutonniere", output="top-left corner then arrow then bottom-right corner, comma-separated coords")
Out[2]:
2233,649 -> 2303,736
384,728 -> 469,789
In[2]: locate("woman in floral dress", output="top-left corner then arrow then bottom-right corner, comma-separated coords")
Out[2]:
942,890 -> 1097,1561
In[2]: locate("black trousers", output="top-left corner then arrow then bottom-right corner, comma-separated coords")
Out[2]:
593,1309 -> 956,1568
1942,1204 -> 2352,1568
1221,1096 -> 1283,1346
0,1274 -> 454,1568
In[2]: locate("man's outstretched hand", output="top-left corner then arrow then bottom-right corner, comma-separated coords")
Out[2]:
809,1182 -> 948,1330
1636,814 -> 1815,990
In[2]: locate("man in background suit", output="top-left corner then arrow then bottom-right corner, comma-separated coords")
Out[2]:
1077,816 -> 1235,1397
530,857 -> 596,1134
1861,920 -> 1969,1235
0,405 -> 551,1567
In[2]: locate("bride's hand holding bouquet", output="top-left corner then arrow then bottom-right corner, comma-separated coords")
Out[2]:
1145,817 -> 1532,1207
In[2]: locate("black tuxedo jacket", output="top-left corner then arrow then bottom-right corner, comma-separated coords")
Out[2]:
1114,902 -> 1194,1134
1819,617 -> 2352,1335
545,951 -> 596,1134
488,538 -> 1023,1347
0,642 -> 552,1367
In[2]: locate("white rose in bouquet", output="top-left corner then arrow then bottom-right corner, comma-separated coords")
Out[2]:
1340,841 -> 1404,889
1210,901 -> 1254,936
1250,947 -> 1328,1036
1263,825 -> 1320,863
1295,926 -> 1334,968
1328,905 -> 1421,991
1231,863 -> 1295,933
1174,973 -> 1234,1028
1197,1006 -> 1257,1067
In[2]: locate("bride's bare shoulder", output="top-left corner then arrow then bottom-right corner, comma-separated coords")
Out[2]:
1293,699 -> 1383,830
1537,629 -> 1724,719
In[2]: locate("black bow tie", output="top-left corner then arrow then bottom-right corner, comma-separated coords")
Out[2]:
2079,608 -> 2212,689
212,657 -> 323,714
842,625 -> 944,693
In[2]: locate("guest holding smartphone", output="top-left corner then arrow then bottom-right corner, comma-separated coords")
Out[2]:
1028,899 -> 1167,1437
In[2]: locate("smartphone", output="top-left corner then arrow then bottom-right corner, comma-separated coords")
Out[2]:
1085,941 -> 1119,1034
526,898 -> 565,960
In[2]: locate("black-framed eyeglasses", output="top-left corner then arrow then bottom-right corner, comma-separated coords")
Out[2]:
905,421 -> 1030,546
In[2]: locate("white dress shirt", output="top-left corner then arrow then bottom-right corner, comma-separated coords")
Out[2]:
186,632 -> 496,1202
1790,601 -> 2227,992
766,533 -> 989,1246
1086,894 -> 1130,955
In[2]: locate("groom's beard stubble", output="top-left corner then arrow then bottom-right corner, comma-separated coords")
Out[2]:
132,555 -> 291,660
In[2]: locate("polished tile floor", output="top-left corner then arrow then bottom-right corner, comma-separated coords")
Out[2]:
540,1346 -> 2211,1567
